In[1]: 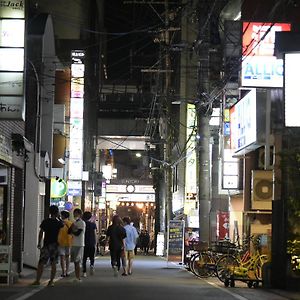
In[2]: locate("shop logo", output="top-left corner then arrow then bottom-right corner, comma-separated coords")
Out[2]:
0,1 -> 24,10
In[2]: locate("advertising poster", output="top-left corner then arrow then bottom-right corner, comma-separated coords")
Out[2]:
167,220 -> 184,263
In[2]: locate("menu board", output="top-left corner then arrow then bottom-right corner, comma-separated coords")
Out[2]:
167,220 -> 184,263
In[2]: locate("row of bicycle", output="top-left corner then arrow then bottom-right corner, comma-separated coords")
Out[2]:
185,240 -> 268,287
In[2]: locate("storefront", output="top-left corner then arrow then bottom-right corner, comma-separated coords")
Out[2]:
105,182 -> 156,233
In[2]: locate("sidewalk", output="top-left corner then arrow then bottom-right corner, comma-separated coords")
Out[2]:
0,264 -> 74,300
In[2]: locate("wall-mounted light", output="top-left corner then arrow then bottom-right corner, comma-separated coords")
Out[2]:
58,158 -> 65,165
135,152 -> 142,158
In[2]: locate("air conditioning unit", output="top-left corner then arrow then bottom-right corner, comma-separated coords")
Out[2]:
251,170 -> 273,210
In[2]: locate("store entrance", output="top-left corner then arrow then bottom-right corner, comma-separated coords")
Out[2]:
116,202 -> 155,233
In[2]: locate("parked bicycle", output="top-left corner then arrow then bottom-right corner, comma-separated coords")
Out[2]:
215,235 -> 268,284
189,240 -> 237,278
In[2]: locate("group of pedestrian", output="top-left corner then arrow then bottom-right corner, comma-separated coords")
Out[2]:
32,206 -> 142,285
32,205 -> 97,287
106,215 -> 139,277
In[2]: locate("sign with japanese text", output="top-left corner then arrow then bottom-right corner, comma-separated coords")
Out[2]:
167,220 -> 184,263
217,212 -> 230,240
69,50 -> 85,180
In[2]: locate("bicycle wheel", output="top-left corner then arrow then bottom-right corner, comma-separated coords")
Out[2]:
254,254 -> 268,279
192,252 -> 215,278
215,254 -> 239,282
189,252 -> 200,274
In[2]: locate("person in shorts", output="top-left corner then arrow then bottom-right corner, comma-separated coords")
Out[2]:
58,210 -> 73,277
69,208 -> 86,282
32,205 -> 63,287
123,216 -> 139,275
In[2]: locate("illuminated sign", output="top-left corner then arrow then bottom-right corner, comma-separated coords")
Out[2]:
70,99 -> 83,118
0,96 -> 24,119
230,89 -> 256,152
71,63 -> 84,77
69,50 -> 85,181
222,149 -> 239,190
0,48 -> 24,71
106,184 -> 155,193
68,159 -> 83,180
0,3 -> 25,120
0,72 -> 23,95
67,180 -> 82,196
0,0 -> 24,18
241,22 -> 291,87
285,53 -> 300,127
50,177 -> 67,198
0,19 -> 24,47
106,193 -> 155,202
184,104 -> 197,218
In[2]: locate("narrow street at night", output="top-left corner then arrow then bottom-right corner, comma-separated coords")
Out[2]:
0,255 -> 298,300
2,0 -> 300,297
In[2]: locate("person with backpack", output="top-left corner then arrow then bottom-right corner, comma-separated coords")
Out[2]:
57,210 -> 73,277
69,208 -> 86,282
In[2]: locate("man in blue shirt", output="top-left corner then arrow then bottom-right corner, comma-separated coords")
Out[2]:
122,216 -> 139,275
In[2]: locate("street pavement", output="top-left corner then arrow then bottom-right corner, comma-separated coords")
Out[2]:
0,254 -> 300,300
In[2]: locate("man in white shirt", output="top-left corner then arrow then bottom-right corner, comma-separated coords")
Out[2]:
123,216 -> 139,275
69,208 -> 86,282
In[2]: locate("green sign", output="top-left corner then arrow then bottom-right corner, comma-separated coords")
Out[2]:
50,177 -> 67,198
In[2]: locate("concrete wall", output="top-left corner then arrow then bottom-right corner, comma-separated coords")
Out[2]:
23,152 -> 44,267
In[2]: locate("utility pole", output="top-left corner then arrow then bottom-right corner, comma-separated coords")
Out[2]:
195,1 -> 212,245
195,0 -> 227,245
164,0 -> 173,233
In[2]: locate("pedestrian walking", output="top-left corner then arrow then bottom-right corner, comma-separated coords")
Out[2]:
69,208 -> 86,282
139,230 -> 150,255
123,216 -> 139,275
32,205 -> 63,287
106,215 -> 126,277
57,210 -> 73,277
143,230 -> 150,255
82,211 -> 97,277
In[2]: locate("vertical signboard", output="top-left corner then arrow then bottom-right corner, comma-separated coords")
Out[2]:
184,104 -> 197,220
69,50 -> 85,181
167,220 -> 184,263
230,89 -> 257,152
0,1 -> 25,120
241,22 -> 290,87
217,212 -> 230,240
